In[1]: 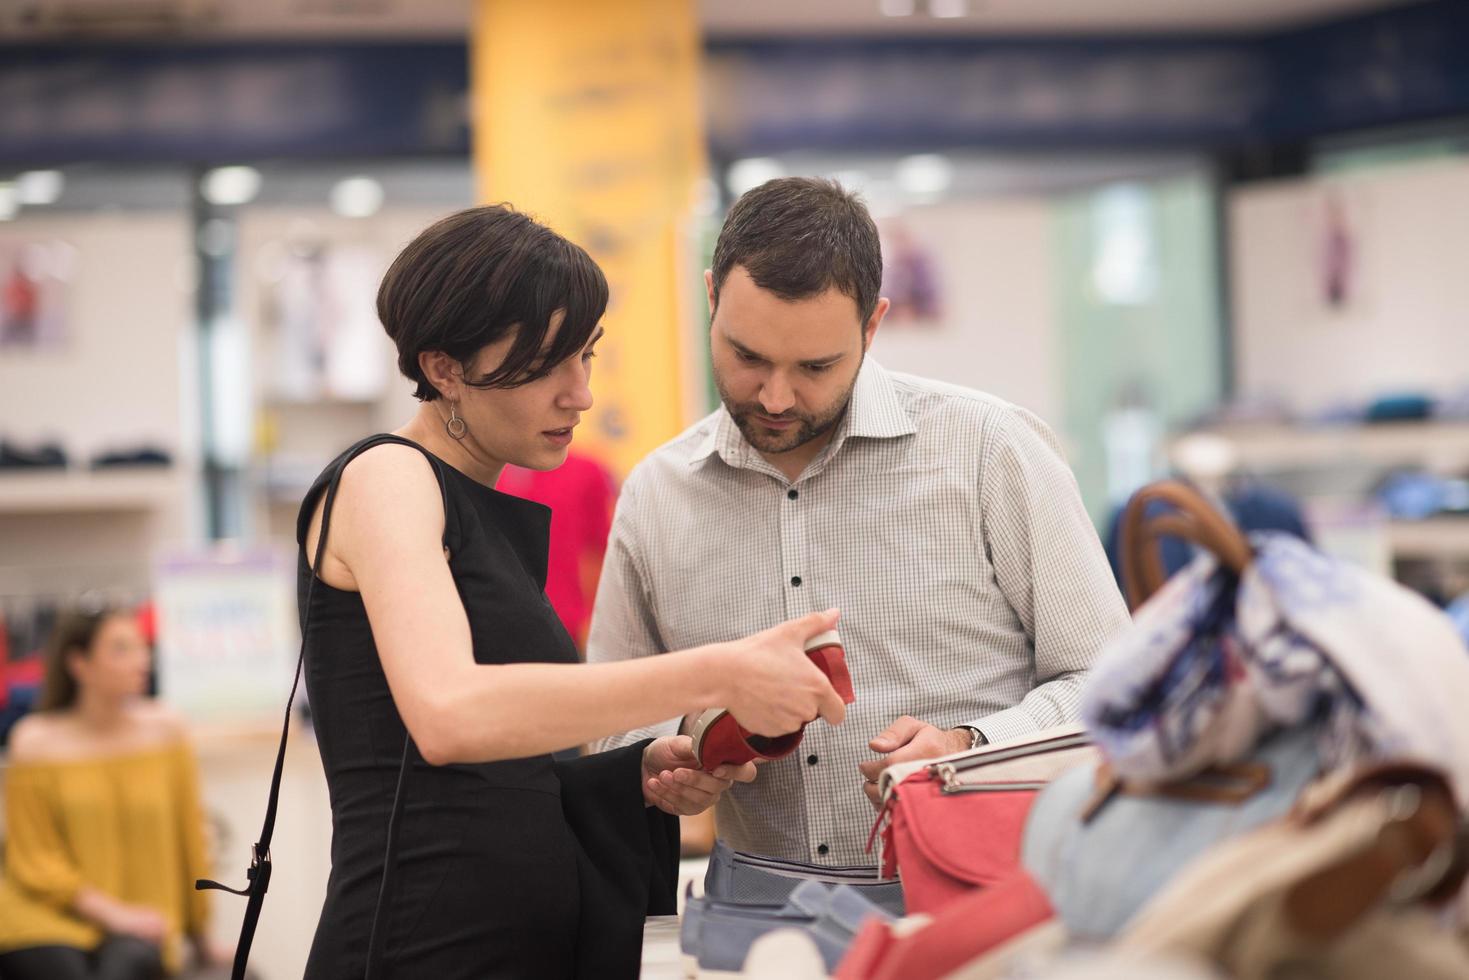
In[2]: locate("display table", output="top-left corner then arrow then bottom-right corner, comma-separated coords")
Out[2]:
642,915 -> 684,979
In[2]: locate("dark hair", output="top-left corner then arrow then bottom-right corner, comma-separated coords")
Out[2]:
378,205 -> 608,401
710,177 -> 883,327
39,608 -> 118,711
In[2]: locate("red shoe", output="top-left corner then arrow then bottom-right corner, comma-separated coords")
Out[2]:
690,630 -> 856,772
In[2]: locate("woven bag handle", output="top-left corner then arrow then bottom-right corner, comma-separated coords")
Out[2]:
1119,479 -> 1253,611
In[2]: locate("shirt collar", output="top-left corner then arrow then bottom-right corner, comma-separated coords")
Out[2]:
688,356 -> 916,471
842,356 -> 918,441
688,408 -> 744,469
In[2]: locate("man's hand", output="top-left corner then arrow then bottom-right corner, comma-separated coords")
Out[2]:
642,734 -> 757,816
857,717 -> 973,808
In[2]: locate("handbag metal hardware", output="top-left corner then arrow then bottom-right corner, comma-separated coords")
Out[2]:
926,732 -> 1093,781
937,771 -> 1049,796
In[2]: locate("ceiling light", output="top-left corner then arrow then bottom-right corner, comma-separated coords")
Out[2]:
16,170 -> 64,206
330,176 -> 384,218
727,158 -> 785,197
201,166 -> 262,207
881,0 -> 916,15
929,0 -> 967,18
896,154 -> 954,197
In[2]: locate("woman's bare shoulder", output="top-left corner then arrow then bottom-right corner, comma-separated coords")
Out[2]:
306,442 -> 444,582
329,442 -> 444,521
6,712 -> 64,762
129,699 -> 190,743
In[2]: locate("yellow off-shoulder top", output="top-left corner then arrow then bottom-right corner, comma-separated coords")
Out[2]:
0,741 -> 211,974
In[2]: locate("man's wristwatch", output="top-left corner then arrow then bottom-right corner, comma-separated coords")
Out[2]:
955,726 -> 987,751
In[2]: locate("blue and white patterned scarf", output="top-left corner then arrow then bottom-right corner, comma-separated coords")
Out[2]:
1081,533 -> 1469,803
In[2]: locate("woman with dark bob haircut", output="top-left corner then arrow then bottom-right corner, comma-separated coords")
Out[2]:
294,205 -> 846,978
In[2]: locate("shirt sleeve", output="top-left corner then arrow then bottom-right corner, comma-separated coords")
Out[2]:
171,741 -> 212,936
3,765 -> 87,909
586,473 -> 681,752
967,407 -> 1131,744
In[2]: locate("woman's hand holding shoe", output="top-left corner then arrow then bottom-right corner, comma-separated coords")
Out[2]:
719,609 -> 847,736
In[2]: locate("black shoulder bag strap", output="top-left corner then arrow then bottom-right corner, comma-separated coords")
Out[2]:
197,435 -> 444,980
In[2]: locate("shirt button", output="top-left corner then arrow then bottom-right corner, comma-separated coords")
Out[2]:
787,488 -> 799,500
817,844 -> 829,856
790,576 -> 802,587
806,754 -> 818,766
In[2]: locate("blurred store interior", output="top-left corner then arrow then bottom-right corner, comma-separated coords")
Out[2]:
2,0 -> 1469,976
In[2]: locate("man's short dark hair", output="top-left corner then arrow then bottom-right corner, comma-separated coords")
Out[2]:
377,204 -> 607,401
710,177 -> 883,326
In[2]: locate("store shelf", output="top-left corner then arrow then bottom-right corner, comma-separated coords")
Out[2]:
0,469 -> 179,514
1173,421 -> 1469,473
1386,517 -> 1469,561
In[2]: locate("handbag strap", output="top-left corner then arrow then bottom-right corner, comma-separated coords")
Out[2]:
1283,767 -> 1466,939
196,435 -> 448,980
1119,479 -> 1254,611
1081,760 -> 1275,824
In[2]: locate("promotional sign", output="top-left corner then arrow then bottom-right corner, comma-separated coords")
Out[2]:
154,546 -> 298,725
472,0 -> 709,475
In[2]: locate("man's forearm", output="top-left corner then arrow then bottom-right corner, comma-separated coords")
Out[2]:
962,669 -> 1089,745
590,716 -> 682,753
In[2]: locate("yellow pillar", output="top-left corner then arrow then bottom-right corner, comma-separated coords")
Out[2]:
472,0 -> 708,476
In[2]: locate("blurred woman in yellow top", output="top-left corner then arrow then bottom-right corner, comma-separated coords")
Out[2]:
0,607 -> 230,979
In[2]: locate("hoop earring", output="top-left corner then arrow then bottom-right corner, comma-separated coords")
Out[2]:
445,402 -> 467,441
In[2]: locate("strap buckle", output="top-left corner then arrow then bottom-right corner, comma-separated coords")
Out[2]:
195,842 -> 272,898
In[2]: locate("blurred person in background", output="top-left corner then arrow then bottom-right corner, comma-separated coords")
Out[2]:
495,447 -> 618,651
293,205 -> 845,978
0,607 -> 228,980
589,177 -> 1129,865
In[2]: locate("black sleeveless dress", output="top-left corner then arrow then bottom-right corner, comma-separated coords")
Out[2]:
297,434 -> 677,979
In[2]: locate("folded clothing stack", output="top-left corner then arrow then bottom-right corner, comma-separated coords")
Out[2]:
90,446 -> 173,469
0,439 -> 67,470
681,879 -> 895,977
680,840 -> 903,978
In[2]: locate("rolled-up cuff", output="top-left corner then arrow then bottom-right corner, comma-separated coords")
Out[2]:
964,705 -> 1044,747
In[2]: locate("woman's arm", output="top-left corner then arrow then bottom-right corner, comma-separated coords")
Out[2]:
316,445 -> 844,766
166,730 -> 213,944
3,724 -> 88,911
71,888 -> 168,945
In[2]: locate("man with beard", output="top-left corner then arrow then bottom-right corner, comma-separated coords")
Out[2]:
588,177 -> 1128,865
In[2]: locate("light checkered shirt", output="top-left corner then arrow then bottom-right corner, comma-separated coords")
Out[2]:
588,358 -> 1129,865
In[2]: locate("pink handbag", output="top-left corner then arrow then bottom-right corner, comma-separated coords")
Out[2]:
835,868 -> 1056,980
867,725 -> 1097,915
